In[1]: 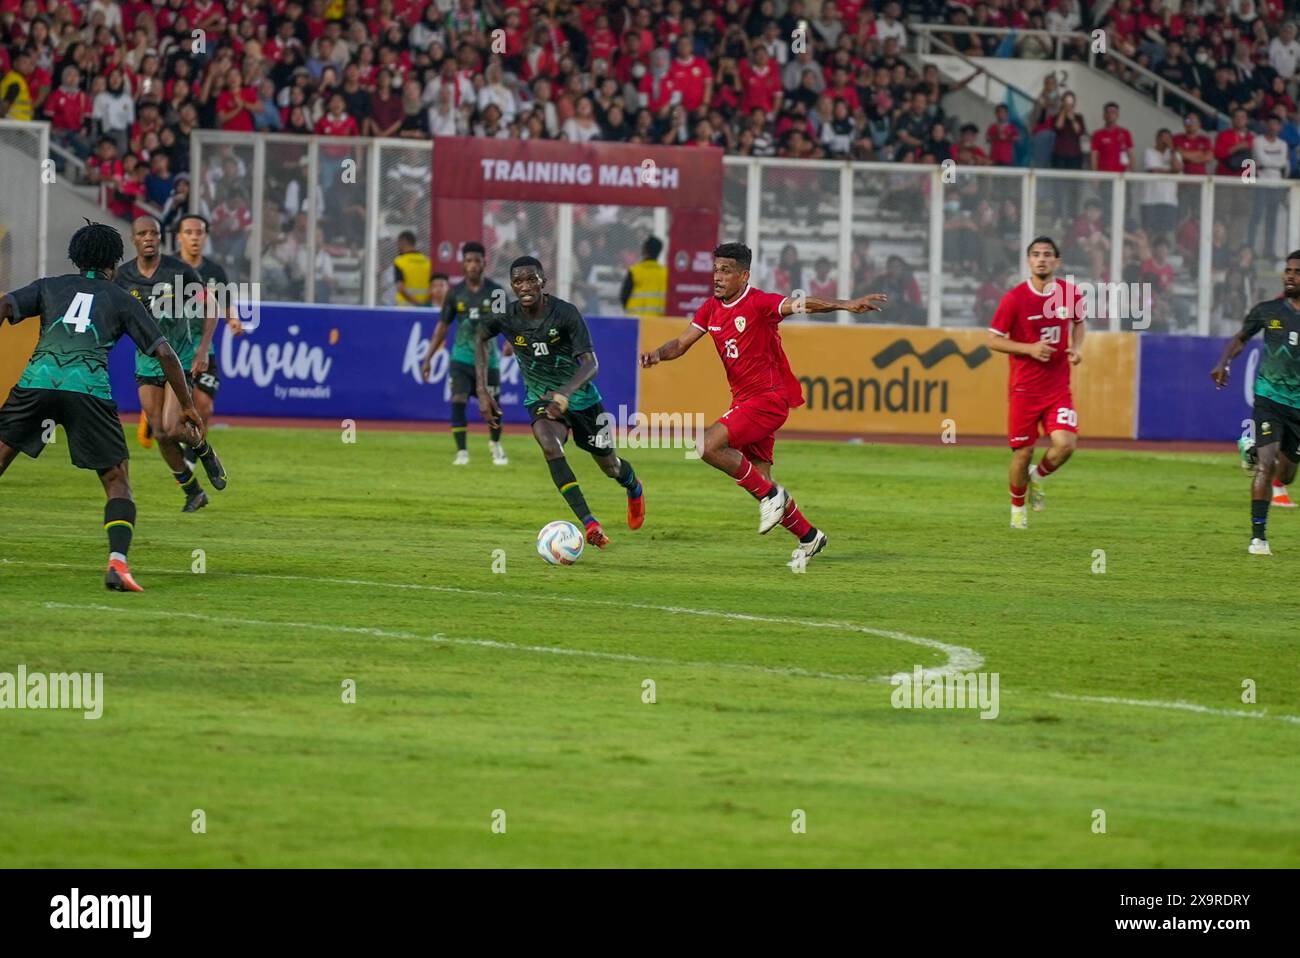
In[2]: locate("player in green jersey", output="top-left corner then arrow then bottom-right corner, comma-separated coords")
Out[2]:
116,215 -> 226,512
0,221 -> 202,591
1212,250 -> 1300,555
420,241 -> 511,466
474,256 -> 645,549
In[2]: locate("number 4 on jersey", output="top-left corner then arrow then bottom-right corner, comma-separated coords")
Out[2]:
62,292 -> 95,334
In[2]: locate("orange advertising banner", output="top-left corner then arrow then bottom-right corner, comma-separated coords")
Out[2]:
637,318 -> 1136,439
0,319 -> 38,407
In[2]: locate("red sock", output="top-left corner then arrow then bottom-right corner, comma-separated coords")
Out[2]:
734,458 -> 775,499
1035,456 -> 1059,479
780,496 -> 813,539
1010,484 -> 1027,507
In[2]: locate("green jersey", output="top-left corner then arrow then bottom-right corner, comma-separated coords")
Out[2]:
444,278 -> 505,368
1242,298 -> 1300,409
187,256 -> 228,360
5,271 -> 167,401
482,295 -> 602,410
114,254 -> 206,377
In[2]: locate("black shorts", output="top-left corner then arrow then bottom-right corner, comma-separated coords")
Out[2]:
135,372 -> 194,390
449,360 -> 499,398
0,386 -> 129,471
529,399 -> 614,456
194,359 -> 220,398
1254,395 -> 1300,460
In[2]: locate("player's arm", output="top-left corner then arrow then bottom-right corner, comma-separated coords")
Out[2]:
543,309 -> 599,417
421,317 -> 451,382
779,292 -> 888,318
641,321 -> 705,367
1068,317 -> 1086,366
123,293 -> 203,440
987,294 -> 1053,361
1212,306 -> 1264,387
0,282 -> 41,324
474,322 -> 503,427
188,267 -> 216,374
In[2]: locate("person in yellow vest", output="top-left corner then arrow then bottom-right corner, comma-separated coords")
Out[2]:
393,230 -> 433,306
0,51 -> 35,122
621,236 -> 667,316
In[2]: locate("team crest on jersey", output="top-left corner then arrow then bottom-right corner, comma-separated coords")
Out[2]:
1270,319 -> 1283,329
734,316 -> 746,333
514,335 -> 527,346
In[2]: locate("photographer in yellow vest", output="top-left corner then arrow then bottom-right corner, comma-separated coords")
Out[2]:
393,230 -> 433,306
0,51 -> 35,122
620,236 -> 667,317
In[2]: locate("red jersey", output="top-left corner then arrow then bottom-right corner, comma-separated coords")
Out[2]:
1172,132 -> 1213,174
990,279 -> 1084,396
985,121 -> 1018,164
691,286 -> 804,406
668,56 -> 711,112
1090,125 -> 1133,172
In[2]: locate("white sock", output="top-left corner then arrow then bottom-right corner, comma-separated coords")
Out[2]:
1029,464 -> 1047,482
1273,481 -> 1287,496
109,552 -> 126,563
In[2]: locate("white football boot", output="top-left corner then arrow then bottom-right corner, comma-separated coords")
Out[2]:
1249,537 -> 1272,555
490,441 -> 508,466
787,529 -> 828,569
453,450 -> 470,466
1011,506 -> 1028,529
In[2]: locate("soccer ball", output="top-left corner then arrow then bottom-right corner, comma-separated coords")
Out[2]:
537,520 -> 584,565
1238,435 -> 1258,472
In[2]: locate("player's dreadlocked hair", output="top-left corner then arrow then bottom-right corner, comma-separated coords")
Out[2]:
68,219 -> 124,273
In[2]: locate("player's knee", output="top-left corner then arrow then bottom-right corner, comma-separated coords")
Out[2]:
701,426 -> 730,461
451,393 -> 469,404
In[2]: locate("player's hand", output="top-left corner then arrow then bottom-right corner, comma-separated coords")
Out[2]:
502,341 -> 514,357
1027,341 -> 1054,362
179,405 -> 205,444
640,350 -> 661,368
226,316 -> 244,336
420,354 -> 434,383
478,388 -> 502,427
1067,349 -> 1082,366
1211,364 -> 1230,388
845,293 -> 889,313
543,391 -> 569,420
190,353 -> 208,375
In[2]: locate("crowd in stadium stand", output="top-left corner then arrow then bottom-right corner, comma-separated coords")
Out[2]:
0,0 -> 1297,315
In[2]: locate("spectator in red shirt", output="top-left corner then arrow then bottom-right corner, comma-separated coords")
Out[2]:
1090,102 -> 1134,172
215,69 -> 258,132
639,48 -> 681,115
1214,107 -> 1255,174
1140,235 -> 1176,296
44,64 -> 92,160
668,35 -> 711,115
957,123 -> 991,165
739,44 -> 783,116
823,66 -> 860,111
315,93 -> 360,138
985,103 -> 1019,165
1173,112 -> 1215,173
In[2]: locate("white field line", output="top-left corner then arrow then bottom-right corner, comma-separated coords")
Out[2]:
1049,693 -> 1300,726
43,602 -> 881,684
13,559 -> 1300,724
5,558 -> 980,682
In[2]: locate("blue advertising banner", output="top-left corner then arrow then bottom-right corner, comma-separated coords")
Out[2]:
108,303 -> 640,422
1137,335 -> 1256,441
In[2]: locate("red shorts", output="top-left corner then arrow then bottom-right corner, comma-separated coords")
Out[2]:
1008,389 -> 1078,449
718,389 -> 790,463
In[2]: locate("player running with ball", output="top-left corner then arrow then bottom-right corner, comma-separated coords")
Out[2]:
641,242 -> 885,567
474,256 -> 644,549
987,237 -> 1086,529
1211,251 -> 1300,555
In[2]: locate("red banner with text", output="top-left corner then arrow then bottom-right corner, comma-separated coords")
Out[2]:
431,138 -> 721,315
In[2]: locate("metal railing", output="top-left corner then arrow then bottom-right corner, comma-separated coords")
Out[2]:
190,130 -> 1300,337
908,23 -> 1232,129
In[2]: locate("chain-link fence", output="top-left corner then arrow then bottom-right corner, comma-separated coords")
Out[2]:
191,130 -> 1300,334
0,120 -> 48,292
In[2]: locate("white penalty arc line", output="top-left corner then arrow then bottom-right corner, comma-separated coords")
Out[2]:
5,558 -> 980,682
42,602 -> 883,685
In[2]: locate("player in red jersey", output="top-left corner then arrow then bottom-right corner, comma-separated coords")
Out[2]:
987,236 -> 1086,529
640,242 -> 885,567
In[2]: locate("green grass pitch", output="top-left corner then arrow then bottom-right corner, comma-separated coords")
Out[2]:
1,425 -> 1298,867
